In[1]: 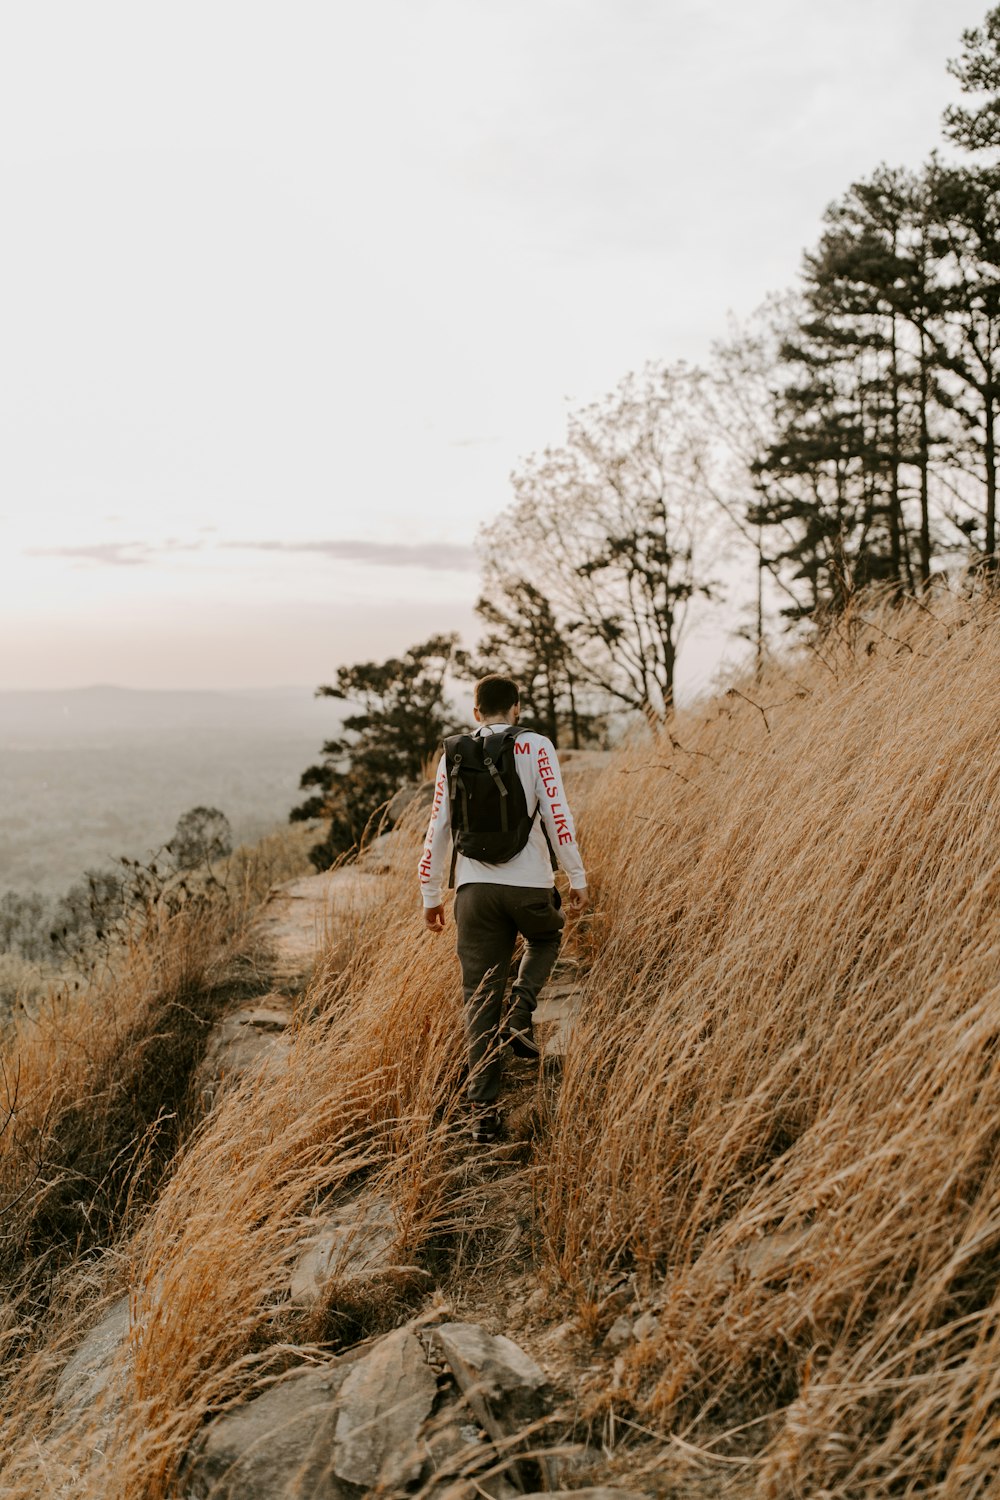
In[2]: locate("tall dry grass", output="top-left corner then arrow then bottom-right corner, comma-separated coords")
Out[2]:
0,828 -> 314,1353
545,582 -> 1000,1495
0,822 -> 480,1497
3,590 -> 1000,1498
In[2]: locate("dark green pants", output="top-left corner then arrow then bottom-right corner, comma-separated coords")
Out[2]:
454,882 -> 565,1104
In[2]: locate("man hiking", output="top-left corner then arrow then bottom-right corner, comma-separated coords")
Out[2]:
418,673 -> 588,1143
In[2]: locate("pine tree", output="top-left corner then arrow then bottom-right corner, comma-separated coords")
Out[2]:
292,635 -> 459,868
457,576 -> 586,746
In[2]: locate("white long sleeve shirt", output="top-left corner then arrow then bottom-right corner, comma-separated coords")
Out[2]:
418,724 -> 587,907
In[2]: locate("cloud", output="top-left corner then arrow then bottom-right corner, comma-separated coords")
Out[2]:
26,539 -> 205,566
27,541 -> 152,566
224,538 -> 478,572
24,535 -> 478,573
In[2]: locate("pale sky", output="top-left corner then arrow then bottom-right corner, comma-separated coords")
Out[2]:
0,0 -> 980,694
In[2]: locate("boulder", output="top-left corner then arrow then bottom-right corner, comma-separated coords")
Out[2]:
432,1322 -> 550,1447
332,1327 -> 437,1490
632,1311 -> 659,1341
53,1296 -> 132,1426
355,830 -> 401,873
533,978 -> 581,1058
386,780 -> 435,827
419,1403 -> 522,1499
187,1363 -> 353,1499
289,1193 -> 399,1307
712,1226 -> 816,1289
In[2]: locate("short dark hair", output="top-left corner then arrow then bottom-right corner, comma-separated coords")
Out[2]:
475,674 -> 520,718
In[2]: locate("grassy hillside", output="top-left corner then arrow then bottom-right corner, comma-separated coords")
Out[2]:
1,585 -> 998,1497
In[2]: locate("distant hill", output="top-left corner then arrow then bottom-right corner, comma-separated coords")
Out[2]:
0,686 -> 345,894
0,684 -> 335,745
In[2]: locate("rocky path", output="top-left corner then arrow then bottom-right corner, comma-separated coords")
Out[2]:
49,839 -> 649,1498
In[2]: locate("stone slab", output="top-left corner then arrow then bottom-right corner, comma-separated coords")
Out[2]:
253,869 -> 384,979
195,999 -> 293,1107
53,1297 -> 132,1425
187,1363 -> 352,1500
432,1322 -> 550,1449
289,1194 -> 398,1306
332,1327 -> 437,1490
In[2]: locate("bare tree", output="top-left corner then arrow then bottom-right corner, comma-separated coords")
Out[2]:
480,364 -> 720,717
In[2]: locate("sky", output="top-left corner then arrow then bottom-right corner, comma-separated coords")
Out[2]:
0,0 -> 982,696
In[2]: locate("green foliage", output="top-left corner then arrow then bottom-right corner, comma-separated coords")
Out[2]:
167,806 -> 233,872
945,6 -> 1000,152
457,576 -> 598,747
0,891 -> 51,964
292,635 -> 460,869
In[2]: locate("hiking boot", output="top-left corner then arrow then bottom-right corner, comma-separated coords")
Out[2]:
503,1020 -> 540,1060
470,1105 -> 502,1144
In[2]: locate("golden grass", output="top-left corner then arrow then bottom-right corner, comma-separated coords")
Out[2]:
0,830 -> 475,1496
3,589 -> 1000,1497
544,582 -> 1000,1495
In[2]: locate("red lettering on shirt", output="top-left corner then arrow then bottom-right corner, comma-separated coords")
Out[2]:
538,751 -> 575,848
418,768 -> 447,884
550,802 -> 574,846
514,740 -> 530,755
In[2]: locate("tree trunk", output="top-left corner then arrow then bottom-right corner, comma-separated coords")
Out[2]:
985,387 -> 997,559
888,310 -> 903,583
756,523 -> 765,677
918,327 -> 932,585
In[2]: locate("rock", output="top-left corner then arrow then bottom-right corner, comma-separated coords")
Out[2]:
598,1282 -> 634,1318
524,1286 -> 548,1315
53,1296 -> 132,1425
419,1401 -> 523,1500
252,869 -> 385,980
544,1320 -> 578,1350
386,780 -> 435,827
432,1322 -> 550,1447
187,1362 -> 353,1499
332,1328 -> 437,1490
355,830 -> 400,873
603,1315 -> 634,1350
534,980 -> 581,1058
195,997 -> 294,1107
632,1311 -> 659,1341
713,1227 -> 815,1288
289,1194 -> 399,1307
505,1098 -> 545,1143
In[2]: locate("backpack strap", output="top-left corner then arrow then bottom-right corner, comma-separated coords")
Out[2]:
481,748 -> 509,832
540,818 -> 558,872
445,739 -> 470,832
444,735 -> 466,891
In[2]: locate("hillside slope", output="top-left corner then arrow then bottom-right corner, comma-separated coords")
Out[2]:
1,585 -> 999,1498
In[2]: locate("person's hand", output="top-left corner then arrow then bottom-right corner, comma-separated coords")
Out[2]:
424,904 -> 446,933
567,886 -> 589,914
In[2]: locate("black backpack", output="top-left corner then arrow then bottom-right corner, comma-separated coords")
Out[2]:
443,726 -> 541,884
